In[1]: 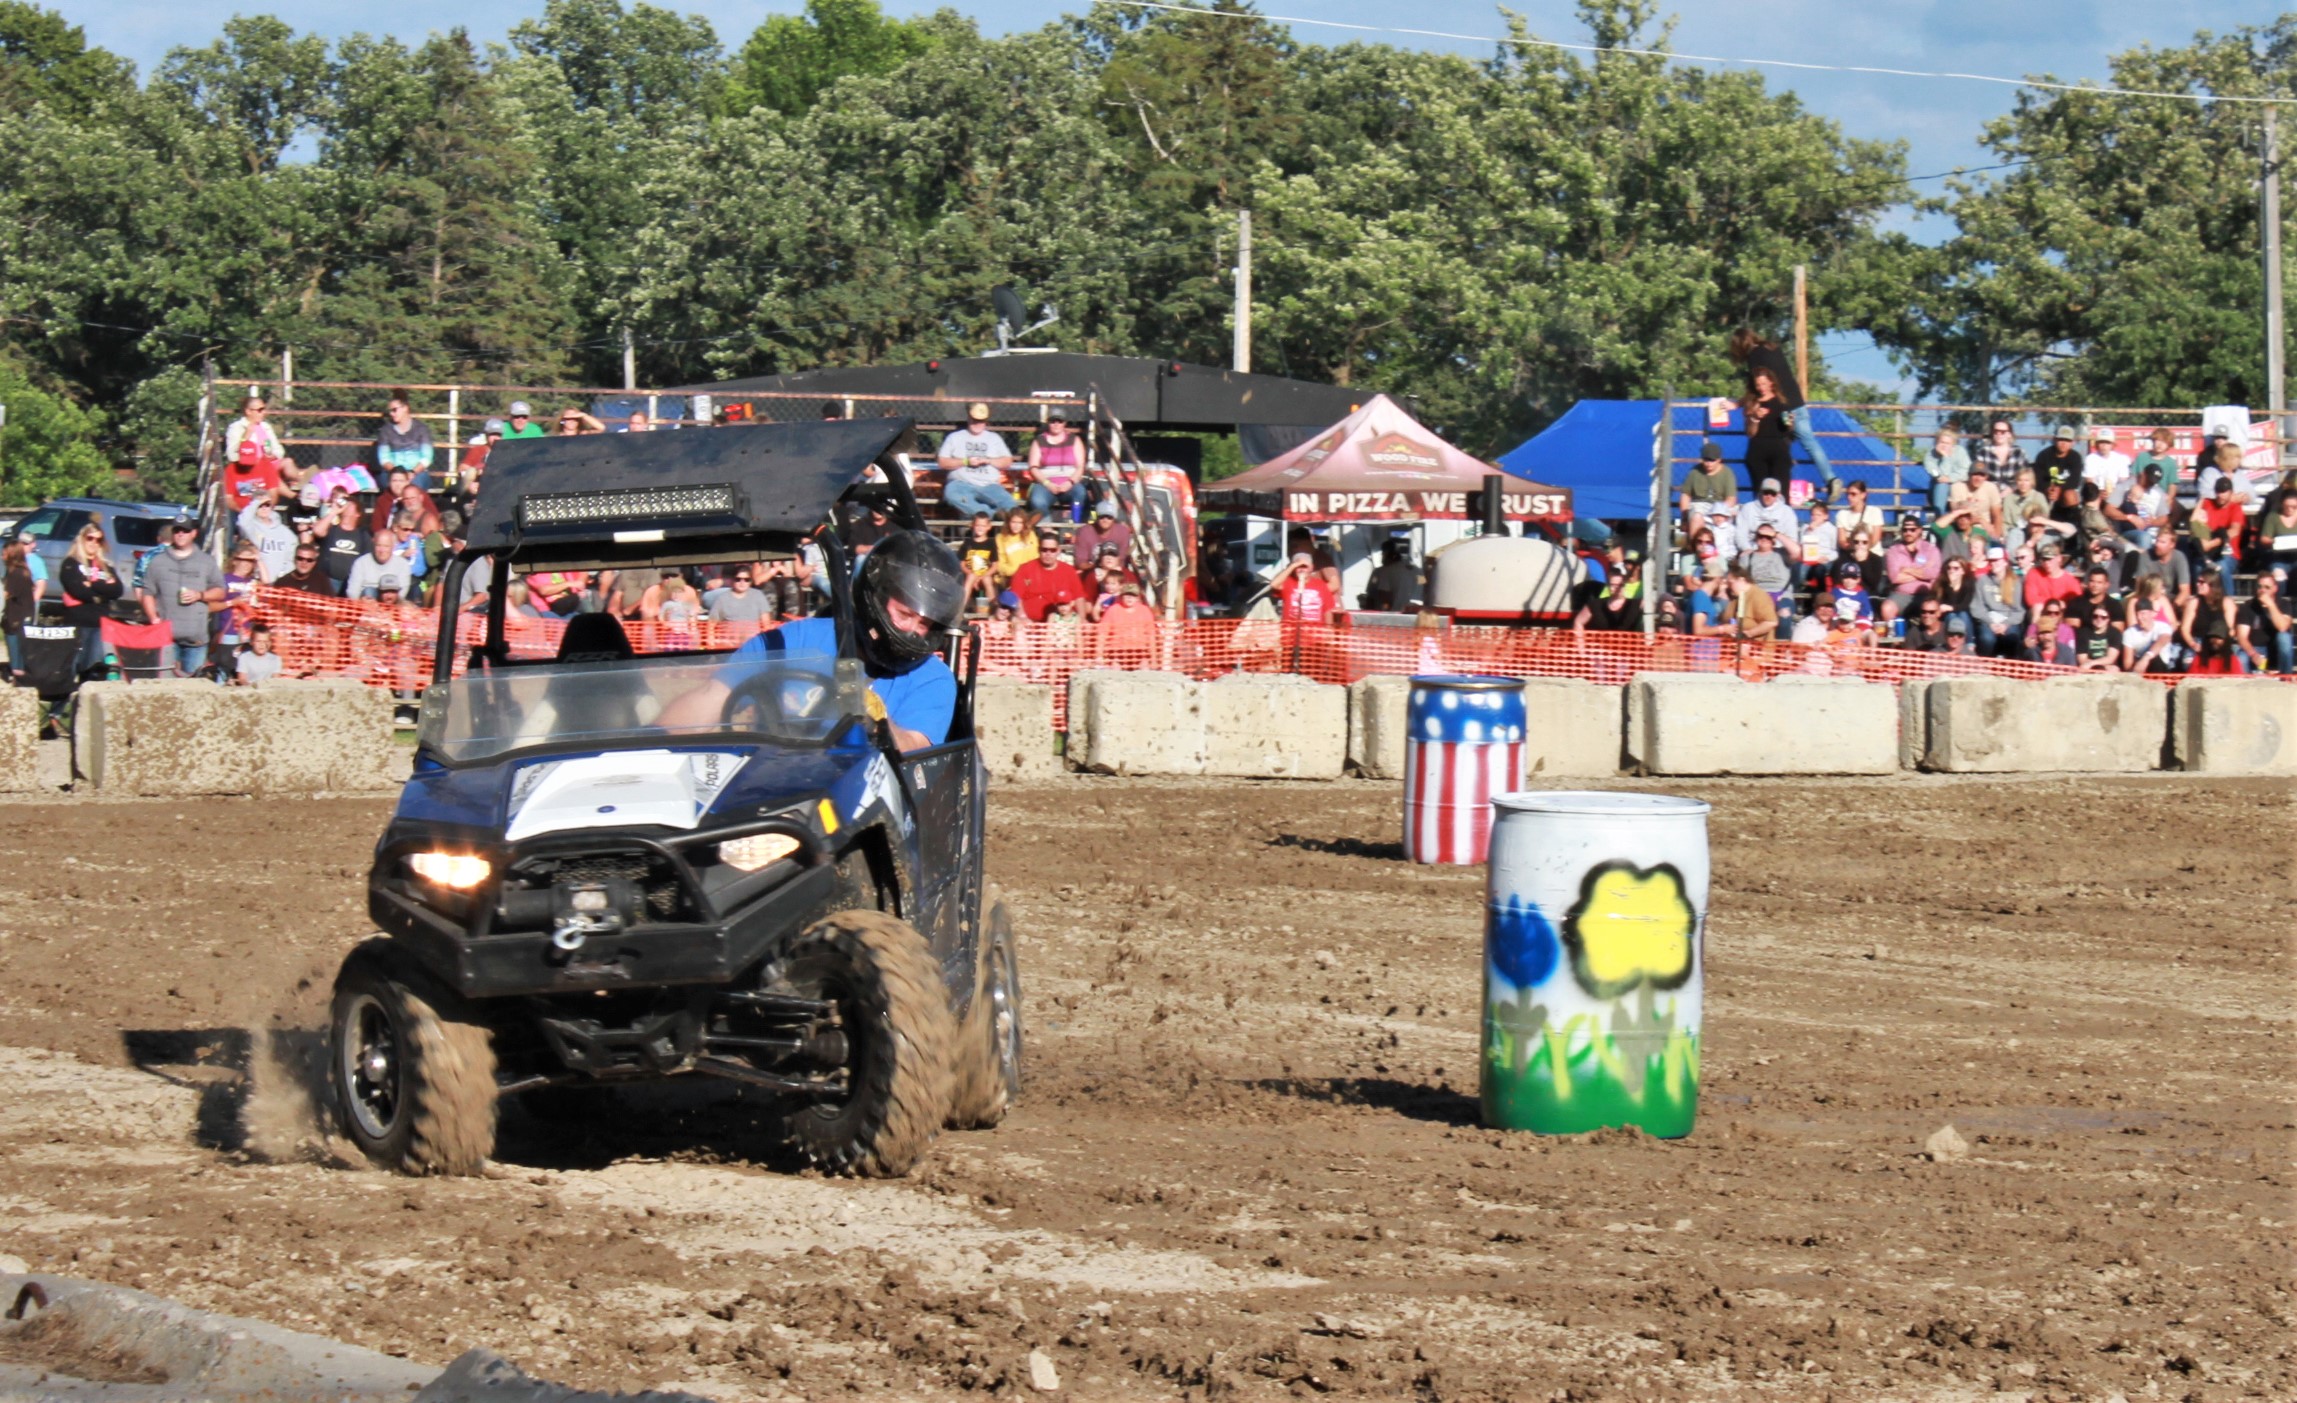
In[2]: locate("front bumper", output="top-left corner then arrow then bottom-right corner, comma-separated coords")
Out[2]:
369,816 -> 843,999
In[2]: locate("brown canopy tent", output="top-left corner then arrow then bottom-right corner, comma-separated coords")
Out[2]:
1203,395 -> 1572,524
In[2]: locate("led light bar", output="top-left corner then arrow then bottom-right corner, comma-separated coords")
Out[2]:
518,483 -> 740,528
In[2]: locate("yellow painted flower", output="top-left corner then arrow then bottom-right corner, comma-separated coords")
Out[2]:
1562,861 -> 1695,999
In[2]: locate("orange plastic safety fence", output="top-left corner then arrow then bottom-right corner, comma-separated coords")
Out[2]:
252,586 -> 769,691
252,587 -> 2246,732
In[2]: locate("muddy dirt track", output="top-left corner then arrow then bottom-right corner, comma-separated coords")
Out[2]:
0,775 -> 2290,1401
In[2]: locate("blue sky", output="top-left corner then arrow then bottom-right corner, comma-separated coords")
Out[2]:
68,0 -> 2272,390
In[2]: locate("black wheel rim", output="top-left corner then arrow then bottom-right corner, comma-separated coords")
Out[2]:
340,992 -> 403,1142
989,929 -> 1021,1096
778,953 -> 867,1119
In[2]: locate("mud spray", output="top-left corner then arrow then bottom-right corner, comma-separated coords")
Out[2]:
239,957 -> 359,1166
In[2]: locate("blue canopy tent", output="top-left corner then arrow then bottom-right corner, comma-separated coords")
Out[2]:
1496,401 -> 1926,523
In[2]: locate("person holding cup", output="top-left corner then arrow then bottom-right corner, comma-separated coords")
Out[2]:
139,517 -> 228,677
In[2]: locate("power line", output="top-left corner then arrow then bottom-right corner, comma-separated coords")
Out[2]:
1111,0 -> 2286,107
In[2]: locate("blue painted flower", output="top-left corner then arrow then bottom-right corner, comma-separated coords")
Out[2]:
1488,896 -> 1561,989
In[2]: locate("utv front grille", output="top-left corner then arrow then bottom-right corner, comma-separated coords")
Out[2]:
509,851 -> 695,924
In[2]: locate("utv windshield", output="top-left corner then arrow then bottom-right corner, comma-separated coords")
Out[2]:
417,654 -> 858,766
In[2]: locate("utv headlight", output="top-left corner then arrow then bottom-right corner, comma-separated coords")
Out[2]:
718,834 -> 800,872
408,852 -> 493,890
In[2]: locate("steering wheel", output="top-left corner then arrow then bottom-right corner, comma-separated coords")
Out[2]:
719,666 -> 838,731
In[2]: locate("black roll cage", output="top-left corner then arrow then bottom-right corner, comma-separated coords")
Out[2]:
429,449 -> 930,681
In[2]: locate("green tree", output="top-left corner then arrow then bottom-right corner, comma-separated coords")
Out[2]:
622,23 -> 1140,382
0,353 -> 110,502
154,15 -> 334,174
1076,1 -> 1302,367
0,2 -> 133,118
1867,20 -> 2296,407
1252,1 -> 1905,451
498,0 -> 724,384
723,0 -> 944,120
306,31 -> 578,386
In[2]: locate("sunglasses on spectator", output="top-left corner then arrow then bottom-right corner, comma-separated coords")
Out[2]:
732,574 -> 752,583
295,553 -> 318,562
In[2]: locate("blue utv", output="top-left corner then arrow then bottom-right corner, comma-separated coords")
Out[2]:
329,419 -> 1020,1177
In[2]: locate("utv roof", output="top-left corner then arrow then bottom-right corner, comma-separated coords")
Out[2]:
463,418 -> 913,559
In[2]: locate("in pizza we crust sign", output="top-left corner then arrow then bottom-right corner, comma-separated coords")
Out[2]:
1284,489 -> 1572,521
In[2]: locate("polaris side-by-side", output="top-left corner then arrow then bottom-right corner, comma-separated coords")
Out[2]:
331,419 -> 1020,1177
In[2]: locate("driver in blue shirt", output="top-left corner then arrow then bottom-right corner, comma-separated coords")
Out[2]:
663,530 -> 961,751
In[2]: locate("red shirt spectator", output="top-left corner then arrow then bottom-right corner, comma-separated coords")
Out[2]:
1009,545 -> 1088,621
1277,555 -> 1337,622
223,452 -> 281,512
2022,555 -> 2083,610
2197,484 -> 2245,556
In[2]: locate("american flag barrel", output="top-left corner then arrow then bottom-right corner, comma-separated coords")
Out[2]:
1402,675 -> 1528,865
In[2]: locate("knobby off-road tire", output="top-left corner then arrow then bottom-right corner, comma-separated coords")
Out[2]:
947,886 -> 1022,1130
330,938 -> 498,1176
771,910 -> 956,1177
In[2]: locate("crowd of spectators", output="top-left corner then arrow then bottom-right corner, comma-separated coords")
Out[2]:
20,384 -> 2296,697
70,389 -> 1186,688
1631,421 -> 2297,674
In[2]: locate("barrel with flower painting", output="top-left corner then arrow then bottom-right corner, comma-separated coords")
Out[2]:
1402,675 -> 1526,865
1481,791 -> 1709,1136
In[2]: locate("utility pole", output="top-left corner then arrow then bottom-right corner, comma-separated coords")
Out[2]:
279,347 -> 293,405
1233,209 -> 1253,374
2266,105 -> 2287,464
622,326 -> 638,392
1792,264 -> 1809,393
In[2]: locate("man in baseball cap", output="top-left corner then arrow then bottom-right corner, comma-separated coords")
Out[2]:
2034,425 -> 2085,504
1745,477 -> 1801,562
935,403 -> 1017,518
500,402 -> 544,439
2083,426 -> 2133,494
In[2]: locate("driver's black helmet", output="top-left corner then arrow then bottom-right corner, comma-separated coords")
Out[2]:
853,529 -> 965,672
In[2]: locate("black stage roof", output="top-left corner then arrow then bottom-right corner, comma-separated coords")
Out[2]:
687,354 -> 1371,436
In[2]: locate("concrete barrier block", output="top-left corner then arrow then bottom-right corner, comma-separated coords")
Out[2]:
1347,675 -> 1412,779
0,684 -> 39,793
1074,671 -> 1205,775
2171,678 -> 2297,774
249,680 -> 404,792
1636,674 -> 1897,775
1898,680 -> 1937,772
1204,674 -> 1346,778
1623,671 -> 1661,770
82,681 -> 264,794
973,678 -> 1060,781
1924,675 -> 2166,773
1520,678 -> 1625,778
1062,669 -> 1128,763
81,680 -> 402,794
